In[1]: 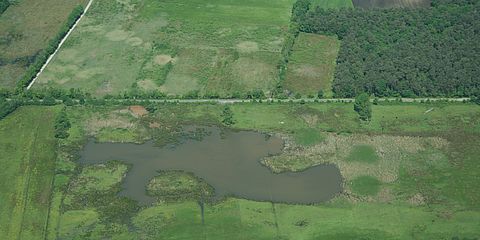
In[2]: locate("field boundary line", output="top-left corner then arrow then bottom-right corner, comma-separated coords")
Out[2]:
26,0 -> 94,90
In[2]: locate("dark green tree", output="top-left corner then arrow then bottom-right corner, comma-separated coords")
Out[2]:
472,91 -> 480,105
317,89 -> 324,99
55,109 -> 71,139
145,103 -> 157,113
221,105 -> 235,126
354,93 -> 372,121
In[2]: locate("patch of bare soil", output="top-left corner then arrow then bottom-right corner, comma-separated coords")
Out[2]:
154,54 -> 174,65
129,105 -> 148,117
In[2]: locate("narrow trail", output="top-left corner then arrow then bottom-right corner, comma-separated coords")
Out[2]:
26,0 -> 94,90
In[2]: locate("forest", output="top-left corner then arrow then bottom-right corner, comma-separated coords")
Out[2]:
300,0 -> 479,97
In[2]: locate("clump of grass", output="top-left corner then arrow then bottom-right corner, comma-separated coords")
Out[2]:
350,175 -> 381,196
346,144 -> 379,163
147,170 -> 214,202
294,128 -> 325,146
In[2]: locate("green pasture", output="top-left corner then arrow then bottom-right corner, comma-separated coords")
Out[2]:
35,0 -> 295,97
0,106 -> 59,240
284,33 -> 340,97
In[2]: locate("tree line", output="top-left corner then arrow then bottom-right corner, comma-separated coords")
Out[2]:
0,0 -> 9,15
299,1 -> 479,98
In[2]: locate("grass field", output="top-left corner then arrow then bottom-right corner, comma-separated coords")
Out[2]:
0,0 -> 87,89
0,106 -> 59,240
284,33 -> 340,97
34,0 -> 295,97
352,0 -> 431,8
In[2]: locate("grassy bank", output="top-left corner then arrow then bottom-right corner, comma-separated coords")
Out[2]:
0,106 -> 59,239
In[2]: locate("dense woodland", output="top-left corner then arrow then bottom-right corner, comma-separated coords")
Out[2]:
300,0 -> 479,97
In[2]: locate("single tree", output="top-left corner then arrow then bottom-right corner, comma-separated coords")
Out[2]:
354,93 -> 372,121
317,89 -> 324,99
221,105 -> 235,126
472,91 -> 480,105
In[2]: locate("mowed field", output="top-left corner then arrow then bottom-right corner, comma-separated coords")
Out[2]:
284,0 -> 349,97
35,0 -> 295,97
352,0 -> 431,8
0,106 -> 58,240
0,0 -> 87,89
284,33 -> 340,97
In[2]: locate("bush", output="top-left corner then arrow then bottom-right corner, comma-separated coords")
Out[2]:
0,98 -> 20,120
55,109 -> 71,139
221,105 -> 235,126
354,93 -> 372,121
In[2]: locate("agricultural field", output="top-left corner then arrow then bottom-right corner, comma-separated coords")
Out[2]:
34,0 -> 295,97
9,102 -> 472,239
284,33 -> 340,97
0,106 -> 59,240
352,0 -> 431,8
0,0 -> 87,89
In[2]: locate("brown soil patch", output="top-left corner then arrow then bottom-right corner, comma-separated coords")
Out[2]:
149,122 -> 160,128
129,105 -> 148,117
154,55 -> 173,65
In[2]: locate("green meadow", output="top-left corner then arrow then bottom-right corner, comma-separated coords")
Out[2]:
35,0 -> 295,97
284,33 -> 340,97
0,106 -> 59,240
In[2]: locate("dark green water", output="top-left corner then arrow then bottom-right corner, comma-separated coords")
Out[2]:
80,127 -> 342,205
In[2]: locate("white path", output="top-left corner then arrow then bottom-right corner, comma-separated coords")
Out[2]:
26,0 -> 94,90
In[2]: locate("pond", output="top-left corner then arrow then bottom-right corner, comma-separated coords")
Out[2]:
80,127 -> 343,205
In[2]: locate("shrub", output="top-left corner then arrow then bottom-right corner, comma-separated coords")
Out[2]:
55,109 -> 71,139
354,93 -> 371,121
